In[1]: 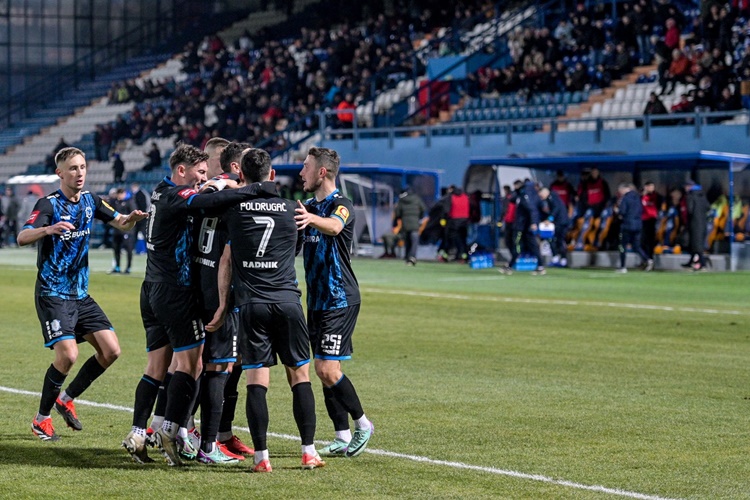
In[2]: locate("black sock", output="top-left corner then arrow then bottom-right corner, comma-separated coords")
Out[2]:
200,371 -> 229,452
65,355 -> 107,399
219,364 -> 242,434
245,384 -> 268,451
132,375 -> 161,428
182,374 -> 201,428
153,372 -> 172,420
330,374 -> 365,421
39,364 -> 67,416
292,381 -> 316,446
322,385 -> 350,432
164,371 -> 196,429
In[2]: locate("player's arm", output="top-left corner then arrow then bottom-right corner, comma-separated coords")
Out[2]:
294,200 -> 344,236
206,243 -> 232,333
109,210 -> 148,232
17,198 -> 68,246
185,188 -> 246,212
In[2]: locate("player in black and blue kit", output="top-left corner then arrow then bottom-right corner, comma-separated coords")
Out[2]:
222,147 -> 324,472
294,146 -> 374,458
18,147 -> 148,442
123,143 -> 246,466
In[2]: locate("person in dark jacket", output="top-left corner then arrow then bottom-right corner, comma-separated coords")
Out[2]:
108,188 -> 137,274
615,183 -> 653,272
684,181 -> 709,270
501,180 -> 544,275
112,153 -> 125,183
539,187 -> 570,267
394,188 -> 427,266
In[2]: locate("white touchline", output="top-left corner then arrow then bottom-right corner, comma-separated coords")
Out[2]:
361,288 -> 746,316
2,385 -> 680,500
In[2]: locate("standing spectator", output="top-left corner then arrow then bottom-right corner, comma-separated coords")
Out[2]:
615,183 -> 653,273
142,142 -> 162,171
539,187 -> 570,268
130,183 -> 150,254
1,186 -> 20,247
112,153 -> 125,183
684,180 -> 709,271
107,188 -> 136,274
632,1 -> 653,64
501,180 -> 544,275
550,169 -> 575,213
336,92 -> 357,128
502,182 -> 520,268
393,187 -> 427,266
447,186 -> 471,262
294,147 -> 374,458
664,18 -> 681,51
579,167 -> 611,217
640,181 -> 662,259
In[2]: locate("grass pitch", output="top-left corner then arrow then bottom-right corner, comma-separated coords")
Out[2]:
0,248 -> 748,499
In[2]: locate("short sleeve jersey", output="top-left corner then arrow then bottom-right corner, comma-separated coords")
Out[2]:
144,177 -> 199,287
192,173 -> 239,311
224,182 -> 302,306
23,190 -> 118,299
302,190 -> 360,311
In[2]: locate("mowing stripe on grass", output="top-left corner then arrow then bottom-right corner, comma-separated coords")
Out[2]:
1,385 -> 678,500
362,288 -> 745,316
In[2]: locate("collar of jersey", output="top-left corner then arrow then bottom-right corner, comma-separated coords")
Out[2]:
313,189 -> 339,203
164,176 -> 176,186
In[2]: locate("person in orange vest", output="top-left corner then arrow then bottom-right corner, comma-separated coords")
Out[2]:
336,93 -> 356,129
578,167 -> 611,217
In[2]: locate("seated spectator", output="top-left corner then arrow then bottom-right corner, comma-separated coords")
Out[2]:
142,142 -> 162,171
660,49 -> 692,95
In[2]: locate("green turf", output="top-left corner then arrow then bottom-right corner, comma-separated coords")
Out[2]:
0,248 -> 749,499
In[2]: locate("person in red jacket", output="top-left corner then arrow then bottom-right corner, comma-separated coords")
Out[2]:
550,170 -> 575,214
640,181 -> 662,259
578,167 -> 611,217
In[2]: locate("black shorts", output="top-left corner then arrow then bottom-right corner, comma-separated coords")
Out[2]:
140,281 -> 205,352
307,304 -> 360,361
202,307 -> 239,364
35,295 -> 113,349
238,302 -> 310,369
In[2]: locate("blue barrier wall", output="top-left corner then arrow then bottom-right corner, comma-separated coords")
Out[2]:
324,124 -> 750,186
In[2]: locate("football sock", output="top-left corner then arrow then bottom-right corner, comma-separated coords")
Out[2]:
162,419 -> 178,438
302,444 -> 316,456
336,429 -> 353,442
246,384 -> 269,452
131,426 -> 147,437
355,414 -> 371,430
219,364 -> 242,434
132,375 -> 160,428
39,364 -> 67,416
200,371 -> 229,453
153,372 -> 172,421
322,386 -> 350,432
58,390 -> 73,404
164,371 -> 196,438
254,448 -> 269,465
291,381 -> 316,446
65,355 -> 107,399
330,374 -> 365,421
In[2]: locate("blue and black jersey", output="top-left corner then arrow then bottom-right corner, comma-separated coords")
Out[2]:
144,176 -> 248,287
24,190 -> 118,300
301,190 -> 360,311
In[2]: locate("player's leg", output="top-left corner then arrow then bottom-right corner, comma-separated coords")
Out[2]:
280,302 -> 323,468
245,367 -> 272,472
197,361 -> 239,464
310,306 -> 373,457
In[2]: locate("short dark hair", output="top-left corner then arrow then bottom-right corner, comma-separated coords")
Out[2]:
241,148 -> 272,183
55,147 -> 85,167
307,147 -> 340,178
169,143 -> 209,170
220,142 -> 247,173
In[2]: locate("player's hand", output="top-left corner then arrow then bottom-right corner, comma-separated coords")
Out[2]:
46,221 -> 76,236
123,210 -> 148,224
294,200 -> 312,230
205,308 -> 226,333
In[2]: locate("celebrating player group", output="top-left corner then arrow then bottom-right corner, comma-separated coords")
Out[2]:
20,141 -> 373,471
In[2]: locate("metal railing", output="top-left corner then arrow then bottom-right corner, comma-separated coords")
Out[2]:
314,108 -> 750,149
